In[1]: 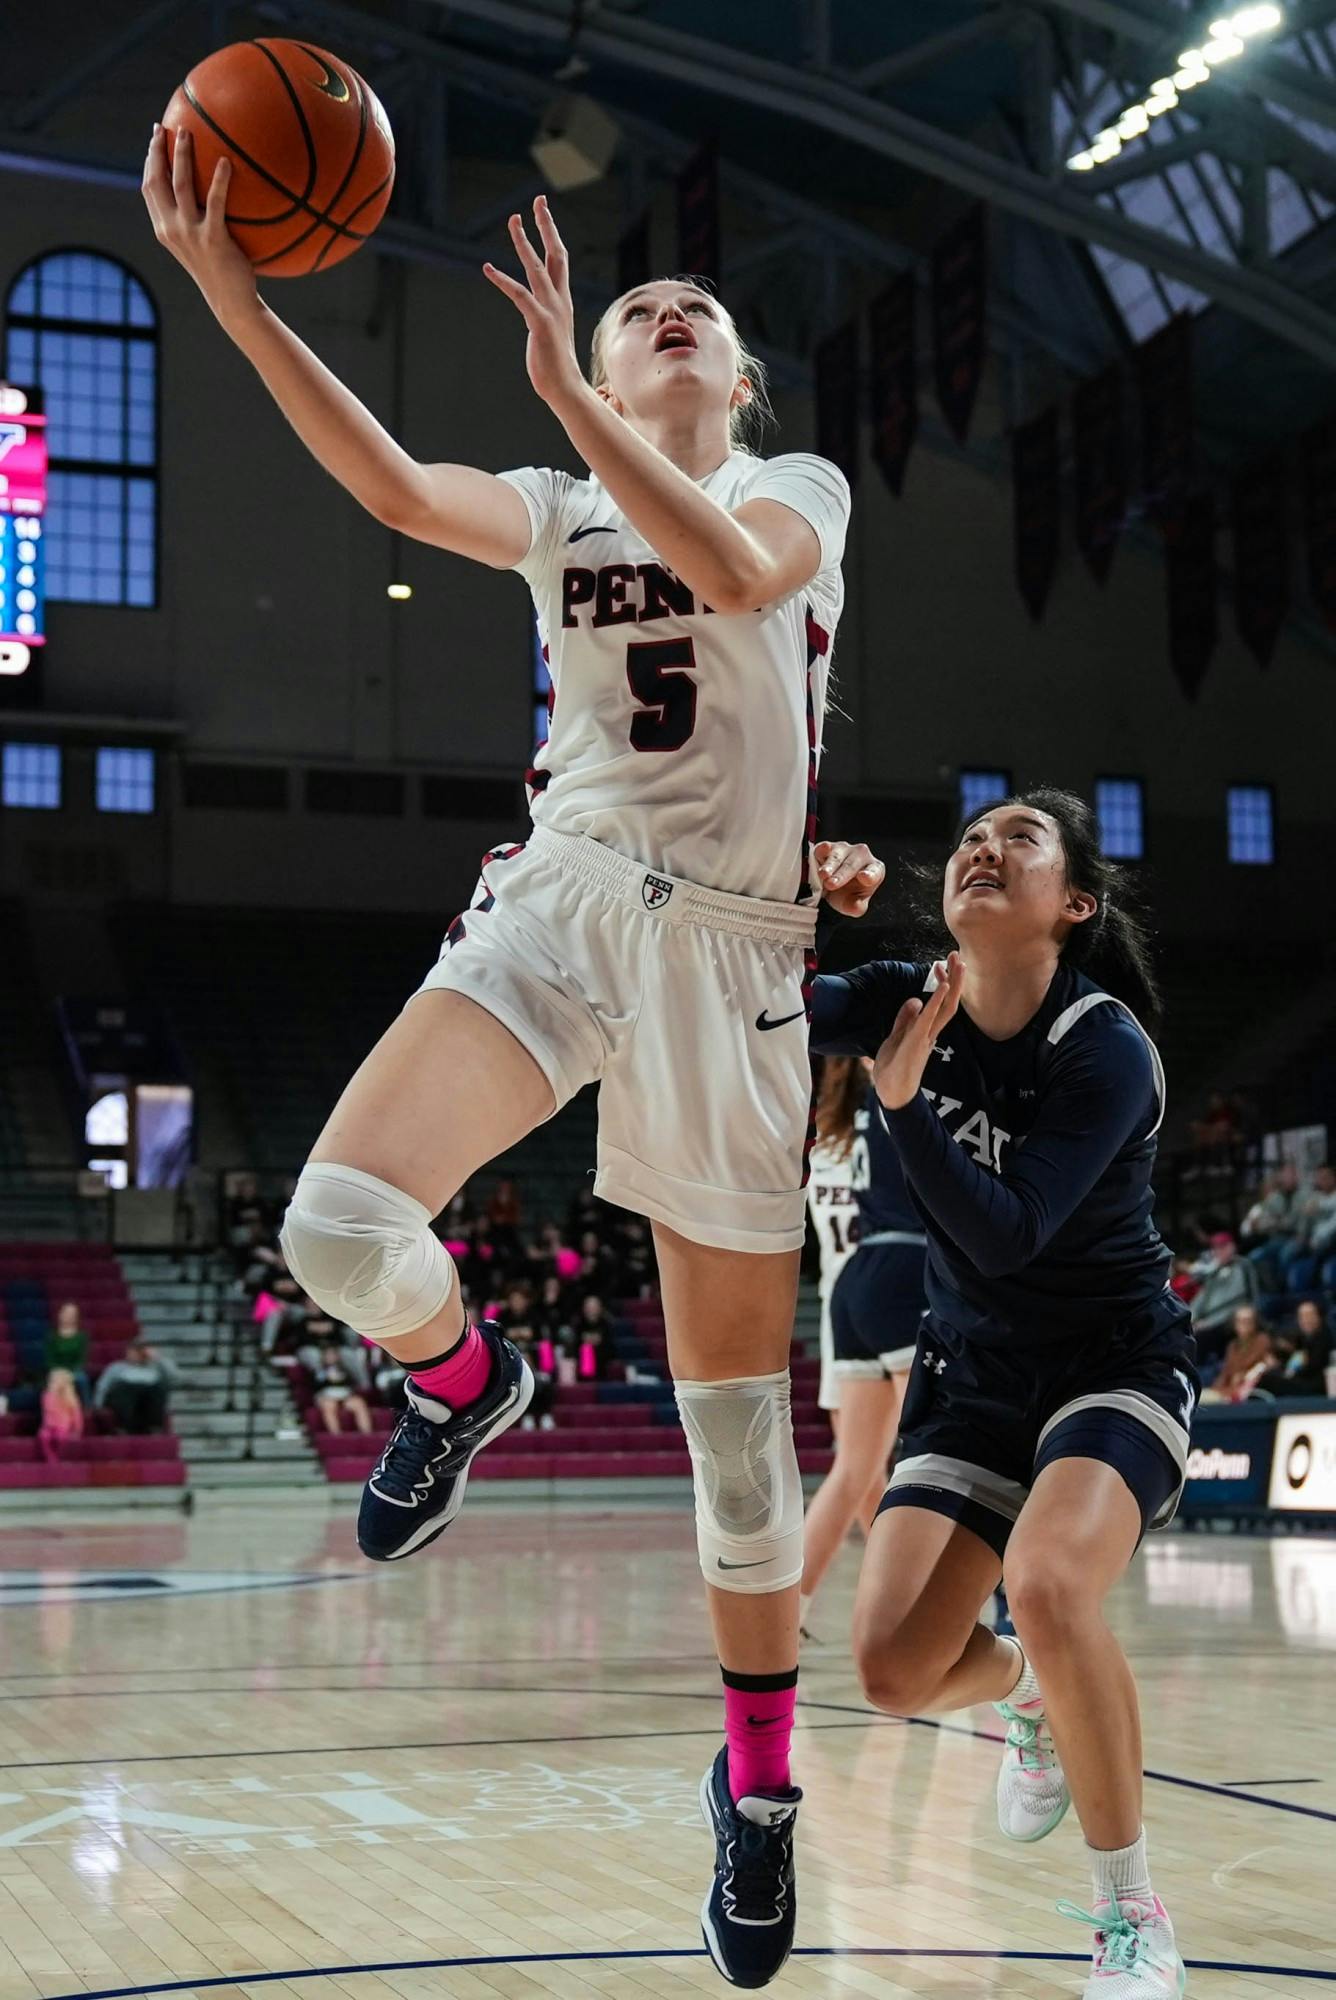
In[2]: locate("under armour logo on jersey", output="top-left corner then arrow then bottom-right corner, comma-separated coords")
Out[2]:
923,1351 -> 947,1376
642,872 -> 674,910
931,1042 -> 953,1063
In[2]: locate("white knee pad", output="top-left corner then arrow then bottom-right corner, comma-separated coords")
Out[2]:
674,1370 -> 804,1594
279,1163 -> 455,1343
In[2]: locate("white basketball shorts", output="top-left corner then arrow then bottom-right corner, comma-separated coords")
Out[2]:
417,826 -> 818,1254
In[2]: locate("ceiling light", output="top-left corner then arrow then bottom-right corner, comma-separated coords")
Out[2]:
1204,32 -> 1246,59
1117,104 -> 1151,137
1174,63 -> 1209,87
1179,46 -> 1204,63
1068,150 -> 1096,170
387,583 -> 412,600
1091,129 -> 1122,162
1147,87 -> 1179,112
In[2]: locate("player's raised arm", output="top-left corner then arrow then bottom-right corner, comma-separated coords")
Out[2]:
485,198 -> 841,613
141,125 -> 532,569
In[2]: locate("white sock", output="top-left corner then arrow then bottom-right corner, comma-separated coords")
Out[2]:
1089,1828 -> 1153,1907
1002,1637 -> 1043,1708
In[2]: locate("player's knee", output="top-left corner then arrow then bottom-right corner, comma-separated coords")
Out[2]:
675,1371 -> 804,1594
280,1162 -> 455,1342
853,1629 -> 943,1716
1003,1549 -> 1093,1643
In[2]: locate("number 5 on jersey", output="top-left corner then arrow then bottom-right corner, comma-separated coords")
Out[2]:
627,637 -> 698,751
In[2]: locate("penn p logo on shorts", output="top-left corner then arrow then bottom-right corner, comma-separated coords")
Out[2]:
642,872 -> 674,910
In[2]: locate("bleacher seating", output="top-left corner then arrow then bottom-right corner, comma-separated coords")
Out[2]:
298,1298 -> 834,1486
0,1242 -> 186,1491
113,904 -> 597,1210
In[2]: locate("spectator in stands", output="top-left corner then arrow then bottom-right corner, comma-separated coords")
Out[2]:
44,1301 -> 90,1404
576,1294 -> 614,1380
311,1343 -> 374,1434
94,1340 -> 176,1434
612,1215 -> 656,1296
486,1177 -> 523,1252
1297,1164 -> 1336,1258
1200,1306 -> 1275,1403
1259,1299 -> 1333,1399
495,1281 -> 538,1341
1190,1232 -> 1260,1351
534,1273 -> 574,1342
513,1327 -> 556,1431
38,1367 -> 85,1463
1189,1091 -> 1243,1153
1169,1254 -> 1200,1306
1240,1164 -> 1302,1289
576,1228 -> 619,1297
373,1350 -> 409,1412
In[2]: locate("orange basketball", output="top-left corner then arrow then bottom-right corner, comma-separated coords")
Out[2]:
162,39 -> 395,277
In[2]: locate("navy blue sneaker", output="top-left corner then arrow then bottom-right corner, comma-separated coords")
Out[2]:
993,1585 -> 1015,1638
699,1746 -> 801,1988
356,1322 -> 533,1562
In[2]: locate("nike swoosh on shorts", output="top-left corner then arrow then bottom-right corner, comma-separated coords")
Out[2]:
756,1010 -> 805,1032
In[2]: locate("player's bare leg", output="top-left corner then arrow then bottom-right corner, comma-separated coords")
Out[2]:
800,1371 -> 903,1626
1005,1460 -> 1184,1997
656,1221 -> 805,1988
283,990 -> 557,1559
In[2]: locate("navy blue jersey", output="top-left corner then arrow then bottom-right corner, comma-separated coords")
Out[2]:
811,958 -> 1178,1349
850,1079 -> 923,1240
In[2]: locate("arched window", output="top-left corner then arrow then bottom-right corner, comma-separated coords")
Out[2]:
3,251 -> 157,607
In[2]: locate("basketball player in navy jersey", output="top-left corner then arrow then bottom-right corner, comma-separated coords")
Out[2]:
812,790 -> 1197,2000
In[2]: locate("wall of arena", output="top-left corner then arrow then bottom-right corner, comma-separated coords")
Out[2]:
2,166 -> 1328,938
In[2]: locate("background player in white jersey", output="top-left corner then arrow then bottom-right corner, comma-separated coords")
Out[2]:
143,144 -> 883,1989
800,1058 -> 926,1639
806,1058 -> 864,1419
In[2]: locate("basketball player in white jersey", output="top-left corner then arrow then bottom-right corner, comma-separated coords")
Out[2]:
800,1056 -> 879,1639
144,139 -> 884,1988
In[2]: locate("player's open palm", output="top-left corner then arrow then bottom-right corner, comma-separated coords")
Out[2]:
484,197 -> 583,409
874,952 -> 964,1110
142,125 -> 257,327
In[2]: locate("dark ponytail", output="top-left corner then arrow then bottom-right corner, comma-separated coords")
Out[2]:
907,786 -> 1163,1034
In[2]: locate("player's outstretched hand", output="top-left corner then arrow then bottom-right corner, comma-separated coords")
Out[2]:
483,197 -> 583,409
873,951 -> 964,1110
142,125 -> 258,330
815,840 -> 885,918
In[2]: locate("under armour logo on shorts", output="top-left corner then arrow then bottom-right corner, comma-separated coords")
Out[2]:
642,873 -> 674,910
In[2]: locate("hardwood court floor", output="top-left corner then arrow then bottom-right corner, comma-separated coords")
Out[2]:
0,1498 -> 1333,2000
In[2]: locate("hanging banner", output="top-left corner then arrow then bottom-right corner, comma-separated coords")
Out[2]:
868,275 -> 917,497
1301,415 -> 1336,634
815,320 -> 860,489
616,210 -> 652,297
1072,364 -> 1126,584
1166,491 -> 1217,700
931,203 -> 987,443
1138,314 -> 1193,519
1012,406 -> 1060,622
1231,454 -> 1289,668
677,140 -> 719,285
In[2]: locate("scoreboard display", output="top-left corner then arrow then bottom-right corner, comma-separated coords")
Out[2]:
0,382 -> 47,680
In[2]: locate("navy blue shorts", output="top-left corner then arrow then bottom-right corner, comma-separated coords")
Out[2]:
829,1241 -> 927,1380
876,1297 -> 1199,1558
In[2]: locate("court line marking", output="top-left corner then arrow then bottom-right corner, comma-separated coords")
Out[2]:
0,1717 -> 901,1774
1,1676 -> 1330,1827
1220,1777 -> 1320,1788
30,1945 -> 1336,1999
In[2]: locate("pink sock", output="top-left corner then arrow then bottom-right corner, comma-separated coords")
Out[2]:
722,1670 -> 798,1799
410,1324 -> 491,1409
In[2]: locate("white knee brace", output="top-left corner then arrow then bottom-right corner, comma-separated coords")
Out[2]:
674,1370 -> 804,1594
279,1163 -> 455,1343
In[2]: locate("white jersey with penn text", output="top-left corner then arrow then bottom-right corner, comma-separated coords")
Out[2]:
806,1138 -> 860,1299
499,449 -> 850,904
